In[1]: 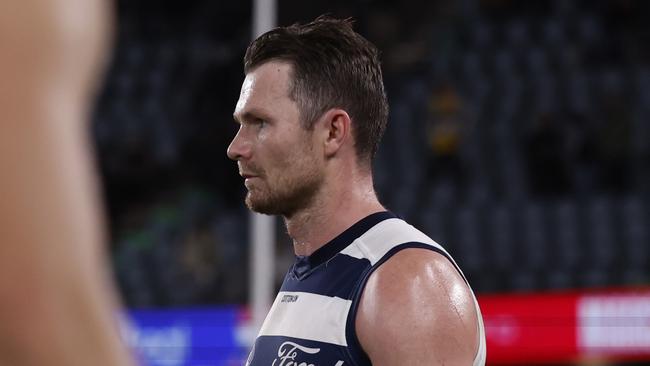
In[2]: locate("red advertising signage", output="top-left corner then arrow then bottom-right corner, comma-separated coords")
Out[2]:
478,289 -> 650,364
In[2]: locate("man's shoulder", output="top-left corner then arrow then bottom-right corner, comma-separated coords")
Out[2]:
358,247 -> 474,313
355,247 -> 479,365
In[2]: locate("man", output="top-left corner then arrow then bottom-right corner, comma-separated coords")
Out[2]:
228,17 -> 486,365
0,0 -> 133,364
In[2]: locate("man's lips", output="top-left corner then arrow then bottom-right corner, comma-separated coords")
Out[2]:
240,173 -> 261,186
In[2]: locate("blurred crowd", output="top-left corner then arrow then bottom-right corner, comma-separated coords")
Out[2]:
95,0 -> 650,307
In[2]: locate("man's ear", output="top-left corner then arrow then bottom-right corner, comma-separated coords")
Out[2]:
319,108 -> 351,158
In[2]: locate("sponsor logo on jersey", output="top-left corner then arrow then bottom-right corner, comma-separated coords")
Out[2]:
281,294 -> 299,303
272,341 -> 344,366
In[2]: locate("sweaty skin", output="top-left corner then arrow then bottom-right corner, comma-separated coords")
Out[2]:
357,249 -> 479,365
0,0 -> 133,365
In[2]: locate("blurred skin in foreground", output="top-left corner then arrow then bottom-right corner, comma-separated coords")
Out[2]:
0,0 -> 133,365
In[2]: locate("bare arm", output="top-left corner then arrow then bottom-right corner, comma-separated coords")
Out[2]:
0,0 -> 133,365
356,249 -> 479,366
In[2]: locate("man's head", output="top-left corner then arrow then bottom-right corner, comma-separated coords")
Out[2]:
228,17 -> 388,217
244,16 -> 389,166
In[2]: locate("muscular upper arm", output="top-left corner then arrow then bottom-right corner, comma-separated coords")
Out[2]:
356,248 -> 479,366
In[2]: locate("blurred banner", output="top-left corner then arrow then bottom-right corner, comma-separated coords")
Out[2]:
481,288 -> 650,365
124,288 -> 650,365
124,307 -> 252,366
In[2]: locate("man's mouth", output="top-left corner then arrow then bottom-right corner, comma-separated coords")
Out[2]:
241,173 -> 258,180
240,173 -> 261,187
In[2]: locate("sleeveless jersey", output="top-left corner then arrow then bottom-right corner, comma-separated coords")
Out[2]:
245,211 -> 486,366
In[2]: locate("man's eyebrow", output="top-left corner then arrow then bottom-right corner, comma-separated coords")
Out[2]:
234,110 -> 267,124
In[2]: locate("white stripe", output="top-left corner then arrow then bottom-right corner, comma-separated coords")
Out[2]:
258,291 -> 351,346
340,218 -> 451,265
472,293 -> 487,366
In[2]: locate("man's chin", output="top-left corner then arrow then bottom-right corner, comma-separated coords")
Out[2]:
245,195 -> 281,216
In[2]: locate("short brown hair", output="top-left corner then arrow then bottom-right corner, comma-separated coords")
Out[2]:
244,16 -> 389,165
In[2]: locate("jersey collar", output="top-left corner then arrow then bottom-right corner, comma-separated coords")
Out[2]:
292,211 -> 396,279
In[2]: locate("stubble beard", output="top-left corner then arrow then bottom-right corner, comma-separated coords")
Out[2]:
245,165 -> 323,218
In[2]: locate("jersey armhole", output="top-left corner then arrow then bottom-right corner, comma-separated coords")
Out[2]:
344,242 -> 467,366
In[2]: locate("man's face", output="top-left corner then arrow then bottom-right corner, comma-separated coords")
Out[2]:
228,61 -> 324,217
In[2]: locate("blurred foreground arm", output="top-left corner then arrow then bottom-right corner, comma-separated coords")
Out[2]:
0,0 -> 134,365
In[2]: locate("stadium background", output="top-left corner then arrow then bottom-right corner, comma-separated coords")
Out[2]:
93,0 -> 650,364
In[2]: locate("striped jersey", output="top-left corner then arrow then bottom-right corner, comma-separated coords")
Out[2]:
246,211 -> 486,366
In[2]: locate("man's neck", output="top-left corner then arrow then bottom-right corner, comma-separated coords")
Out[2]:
284,176 -> 384,256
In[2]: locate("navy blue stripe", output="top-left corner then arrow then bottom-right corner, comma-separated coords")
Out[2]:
345,264 -> 374,366
281,254 -> 371,299
345,242 -> 468,366
292,211 -> 396,279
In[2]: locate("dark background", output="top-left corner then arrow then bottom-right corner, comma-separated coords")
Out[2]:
95,0 -> 649,311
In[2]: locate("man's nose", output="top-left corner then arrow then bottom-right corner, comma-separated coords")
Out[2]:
227,129 -> 250,161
